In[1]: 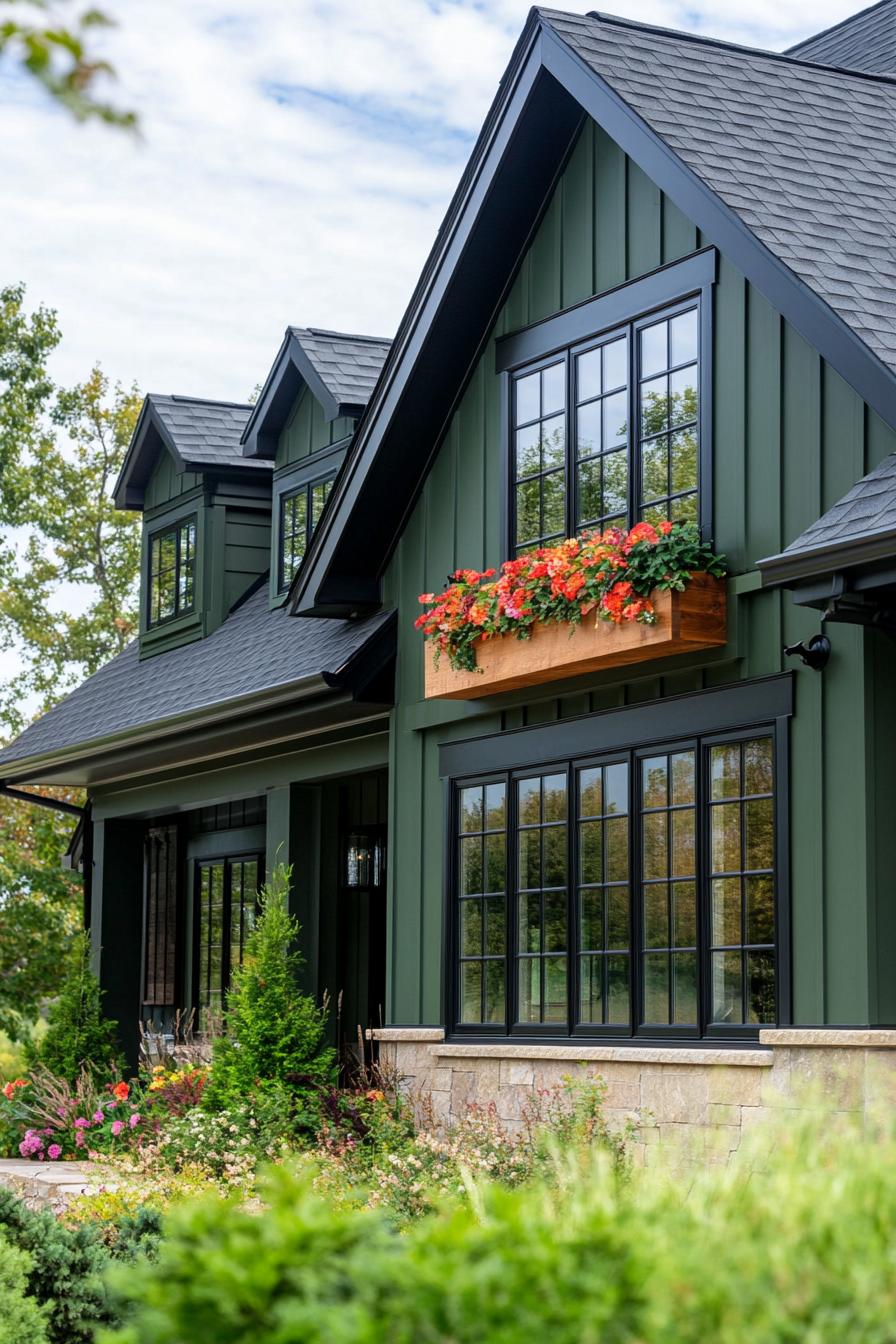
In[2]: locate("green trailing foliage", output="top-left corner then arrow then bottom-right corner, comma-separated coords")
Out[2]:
0,1233 -> 47,1344
205,864 -> 336,1129
25,932 -> 119,1085
102,1114 -> 896,1343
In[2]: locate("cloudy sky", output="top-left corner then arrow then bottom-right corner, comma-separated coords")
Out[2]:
1,0 -> 861,403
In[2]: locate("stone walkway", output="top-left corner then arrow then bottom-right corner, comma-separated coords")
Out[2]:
0,1158 -> 112,1212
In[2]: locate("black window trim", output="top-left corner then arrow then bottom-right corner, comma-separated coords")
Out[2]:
499,247 -> 715,555
193,849 -> 264,1018
278,469 -> 337,594
146,513 -> 197,630
442,675 -> 791,1046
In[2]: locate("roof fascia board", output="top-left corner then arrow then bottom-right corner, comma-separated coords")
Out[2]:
757,526 -> 896,586
539,25 -> 896,433
288,20 -> 551,614
58,699 -> 390,792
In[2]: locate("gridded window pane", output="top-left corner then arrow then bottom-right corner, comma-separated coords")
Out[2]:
280,474 -> 335,590
197,854 -> 261,1029
575,336 -> 629,532
512,360 -> 567,552
639,750 -> 697,1027
148,516 -> 197,628
457,780 -> 507,1025
576,761 -> 630,1027
708,738 -> 776,1025
637,306 -> 699,524
515,773 -> 569,1027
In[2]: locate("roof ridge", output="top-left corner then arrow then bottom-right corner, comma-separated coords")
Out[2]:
294,326 -> 393,346
152,393 -> 253,411
559,7 -> 896,86
786,0 -> 893,56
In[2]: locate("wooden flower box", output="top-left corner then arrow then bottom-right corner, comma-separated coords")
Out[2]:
424,573 -> 727,701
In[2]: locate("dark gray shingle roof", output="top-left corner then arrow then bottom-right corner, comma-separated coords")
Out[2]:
150,395 -> 269,472
788,1 -> 896,75
0,587 -> 391,772
288,328 -> 391,410
541,10 -> 896,381
759,453 -> 896,580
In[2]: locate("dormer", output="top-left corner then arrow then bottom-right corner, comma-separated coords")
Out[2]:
114,394 -> 274,657
240,327 -> 391,606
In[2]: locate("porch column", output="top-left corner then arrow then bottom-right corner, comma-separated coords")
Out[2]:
265,783 -> 335,1000
89,817 -> 144,1070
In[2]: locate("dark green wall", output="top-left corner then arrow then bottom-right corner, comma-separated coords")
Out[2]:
143,448 -> 200,511
383,120 -> 896,1028
276,388 -> 353,468
139,450 -> 272,656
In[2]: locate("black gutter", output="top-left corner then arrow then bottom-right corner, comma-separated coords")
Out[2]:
0,783 -> 85,818
757,526 -> 896,587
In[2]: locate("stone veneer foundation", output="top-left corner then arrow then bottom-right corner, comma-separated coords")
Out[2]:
371,1028 -> 896,1165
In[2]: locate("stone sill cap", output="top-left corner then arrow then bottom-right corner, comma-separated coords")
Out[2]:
760,1028 -> 896,1048
430,1042 -> 772,1067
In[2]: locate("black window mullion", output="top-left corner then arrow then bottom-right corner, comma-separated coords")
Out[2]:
627,320 -> 638,529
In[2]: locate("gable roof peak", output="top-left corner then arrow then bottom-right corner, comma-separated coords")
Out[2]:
241,324 -> 392,458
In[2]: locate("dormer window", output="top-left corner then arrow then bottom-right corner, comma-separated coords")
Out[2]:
279,474 -> 334,592
147,516 -> 196,627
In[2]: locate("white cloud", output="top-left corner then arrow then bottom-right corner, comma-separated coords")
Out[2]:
0,0 -> 864,403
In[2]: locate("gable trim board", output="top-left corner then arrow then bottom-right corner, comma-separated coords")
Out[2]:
289,10 -> 896,619
241,328 -> 391,459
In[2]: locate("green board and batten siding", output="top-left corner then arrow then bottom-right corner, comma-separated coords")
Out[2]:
277,388 -> 354,468
383,121 -> 896,1029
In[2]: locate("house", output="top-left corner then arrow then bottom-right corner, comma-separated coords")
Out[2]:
4,1 -> 896,1145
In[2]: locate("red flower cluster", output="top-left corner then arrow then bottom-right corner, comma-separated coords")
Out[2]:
415,520 -> 724,673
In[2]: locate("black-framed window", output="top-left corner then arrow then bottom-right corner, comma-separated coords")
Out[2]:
195,853 -> 262,1024
279,475 -> 334,591
451,725 -> 779,1040
142,824 -> 178,1009
147,516 -> 196,627
509,298 -> 701,553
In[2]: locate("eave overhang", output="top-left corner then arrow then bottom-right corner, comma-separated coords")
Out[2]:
758,527 -> 896,589
0,612 -> 397,790
288,9 -> 896,619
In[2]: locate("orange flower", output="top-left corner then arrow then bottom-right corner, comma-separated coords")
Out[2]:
2,1079 -> 26,1101
112,1082 -> 129,1102
365,1089 -> 385,1103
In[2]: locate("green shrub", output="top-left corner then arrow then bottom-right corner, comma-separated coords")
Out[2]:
204,864 -> 336,1129
0,1185 -> 114,1344
0,1233 -> 47,1344
26,933 -> 119,1085
101,1114 -> 896,1343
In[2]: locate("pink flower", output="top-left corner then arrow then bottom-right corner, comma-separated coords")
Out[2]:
111,1120 -> 123,1137
128,1113 -> 140,1129
47,1144 -> 62,1160
74,1118 -> 89,1129
75,1133 -> 85,1148
93,1111 -> 104,1124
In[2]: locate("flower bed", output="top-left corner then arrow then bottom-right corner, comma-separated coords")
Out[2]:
416,521 -> 727,698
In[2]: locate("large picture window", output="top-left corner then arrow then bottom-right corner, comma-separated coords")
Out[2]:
452,724 -> 779,1040
279,475 -> 334,591
510,298 -> 701,554
147,516 -> 196,627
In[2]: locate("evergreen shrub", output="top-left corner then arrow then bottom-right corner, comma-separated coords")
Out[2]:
0,1234 -> 47,1344
26,933 -> 119,1084
204,864 -> 336,1130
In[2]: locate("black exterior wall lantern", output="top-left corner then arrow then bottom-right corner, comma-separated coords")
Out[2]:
344,829 -> 386,891
783,633 -> 831,671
